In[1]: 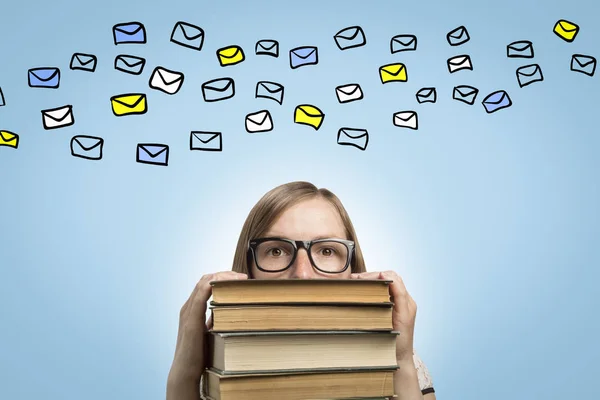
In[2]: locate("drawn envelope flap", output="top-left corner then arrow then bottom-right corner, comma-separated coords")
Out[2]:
176,22 -> 203,40
395,112 -> 416,122
448,27 -> 467,39
139,144 -> 167,158
484,92 -> 507,105
203,79 -> 233,92
112,94 -> 145,108
297,105 -> 323,118
156,68 -> 183,85
30,68 -> 59,81
74,54 -> 95,65
508,41 -> 532,51
247,111 -> 270,125
517,65 -> 541,76
0,131 -> 18,142
558,21 -> 577,32
258,82 -> 283,93
292,47 -> 317,59
257,40 -> 277,51
44,106 -> 72,122
340,128 -> 368,139
337,84 -> 360,96
72,136 -> 103,151
449,56 -> 469,65
117,56 -> 145,67
336,26 -> 362,40
219,47 -> 242,59
574,55 -> 595,67
115,23 -> 143,35
192,132 -> 220,143
417,88 -> 435,97
456,86 -> 477,97
381,64 -> 404,75
392,35 -> 416,46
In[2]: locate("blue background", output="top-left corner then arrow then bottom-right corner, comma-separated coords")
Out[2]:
1,0 -> 598,398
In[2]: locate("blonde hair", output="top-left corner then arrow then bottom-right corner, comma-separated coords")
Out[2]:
231,181 -> 367,277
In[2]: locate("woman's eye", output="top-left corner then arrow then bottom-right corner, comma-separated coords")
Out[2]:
320,248 -> 334,256
268,248 -> 283,256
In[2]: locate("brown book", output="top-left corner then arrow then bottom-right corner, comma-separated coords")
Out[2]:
207,330 -> 399,374
210,303 -> 394,332
202,367 -> 398,400
210,278 -> 392,305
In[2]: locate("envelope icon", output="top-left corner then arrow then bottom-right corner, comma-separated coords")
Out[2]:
416,87 -> 437,104
294,104 -> 324,130
217,45 -> 245,66
452,85 -> 479,105
482,90 -> 512,114
137,143 -> 169,166
114,54 -> 146,75
289,46 -> 318,69
190,131 -> 222,151
337,128 -> 369,151
447,55 -> 473,73
553,19 -> 579,42
28,67 -> 60,88
506,41 -> 534,58
571,54 -> 596,77
446,26 -> 470,46
516,64 -> 544,88
70,53 -> 97,72
149,66 -> 185,95
170,21 -> 204,50
390,34 -> 417,53
0,130 -> 19,148
379,63 -> 407,83
110,93 -> 147,116
255,81 -> 284,105
255,39 -> 279,57
70,135 -> 103,160
334,25 -> 366,50
202,78 -> 235,102
0,87 -> 5,107
335,83 -> 363,103
245,110 -> 273,133
41,105 -> 74,130
113,22 -> 146,45
393,111 -> 418,130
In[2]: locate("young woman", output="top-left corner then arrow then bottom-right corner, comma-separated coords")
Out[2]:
167,181 -> 436,400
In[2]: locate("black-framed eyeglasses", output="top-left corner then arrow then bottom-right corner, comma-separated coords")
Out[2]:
248,237 -> 355,274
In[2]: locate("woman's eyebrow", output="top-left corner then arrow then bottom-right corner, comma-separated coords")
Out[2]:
263,233 -> 346,240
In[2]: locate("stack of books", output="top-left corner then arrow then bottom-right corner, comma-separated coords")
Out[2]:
200,279 -> 400,400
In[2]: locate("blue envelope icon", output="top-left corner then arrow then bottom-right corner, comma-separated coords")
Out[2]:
482,90 -> 512,114
289,46 -> 318,69
113,22 -> 146,45
136,143 -> 169,166
28,67 -> 60,88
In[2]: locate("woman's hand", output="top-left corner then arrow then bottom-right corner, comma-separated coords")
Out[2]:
350,270 -> 417,365
168,271 -> 248,386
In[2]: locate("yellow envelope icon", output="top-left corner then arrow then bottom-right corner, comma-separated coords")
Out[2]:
110,93 -> 147,116
0,130 -> 19,148
294,104 -> 324,130
553,19 -> 579,42
217,45 -> 245,66
379,63 -> 407,83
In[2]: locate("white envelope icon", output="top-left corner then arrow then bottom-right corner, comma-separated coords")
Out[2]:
190,131 -> 222,151
393,111 -> 418,130
149,67 -> 184,95
447,55 -> 473,73
42,105 -> 74,130
245,110 -> 273,133
335,83 -> 363,103
337,128 -> 369,151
